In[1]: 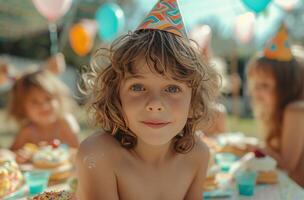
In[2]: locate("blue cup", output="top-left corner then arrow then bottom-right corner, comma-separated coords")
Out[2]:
24,170 -> 50,196
236,170 -> 257,196
215,153 -> 237,172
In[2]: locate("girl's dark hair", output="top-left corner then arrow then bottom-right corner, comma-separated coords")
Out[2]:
247,54 -> 304,152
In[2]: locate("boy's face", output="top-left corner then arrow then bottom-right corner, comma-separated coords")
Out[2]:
119,59 -> 192,146
24,87 -> 59,125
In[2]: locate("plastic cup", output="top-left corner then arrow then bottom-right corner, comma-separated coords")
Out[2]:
215,153 -> 237,172
24,170 -> 50,196
236,170 -> 257,196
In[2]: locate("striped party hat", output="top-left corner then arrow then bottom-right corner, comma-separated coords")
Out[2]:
263,24 -> 292,61
137,0 -> 187,38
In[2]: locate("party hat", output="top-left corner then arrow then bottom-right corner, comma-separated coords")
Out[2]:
263,24 -> 292,61
137,0 -> 187,38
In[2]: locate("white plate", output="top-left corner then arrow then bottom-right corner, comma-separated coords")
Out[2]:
3,184 -> 28,200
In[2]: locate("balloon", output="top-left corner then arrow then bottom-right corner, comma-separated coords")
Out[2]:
190,25 -> 212,57
32,0 -> 73,22
235,12 -> 255,44
95,3 -> 125,42
69,20 -> 98,56
241,0 -> 272,13
274,0 -> 299,11
190,25 -> 212,49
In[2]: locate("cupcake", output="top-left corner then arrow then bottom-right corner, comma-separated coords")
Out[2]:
33,140 -> 73,181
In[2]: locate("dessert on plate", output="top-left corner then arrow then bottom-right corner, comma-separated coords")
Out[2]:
242,150 -> 278,184
32,140 -> 73,182
216,133 -> 258,157
32,190 -> 75,200
0,150 -> 24,199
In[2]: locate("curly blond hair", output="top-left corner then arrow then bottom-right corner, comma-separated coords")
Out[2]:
83,30 -> 221,153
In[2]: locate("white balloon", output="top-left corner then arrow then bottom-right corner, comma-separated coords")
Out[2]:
32,0 -> 73,22
235,12 -> 255,44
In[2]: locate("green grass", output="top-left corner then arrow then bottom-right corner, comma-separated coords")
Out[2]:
227,115 -> 259,138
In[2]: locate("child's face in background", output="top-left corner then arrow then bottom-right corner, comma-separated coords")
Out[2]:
248,70 -> 276,113
24,87 -> 59,125
119,59 -> 192,146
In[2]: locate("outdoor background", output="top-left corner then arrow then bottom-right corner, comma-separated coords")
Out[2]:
1,0 -> 304,148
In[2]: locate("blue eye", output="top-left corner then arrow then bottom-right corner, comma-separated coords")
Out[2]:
130,84 -> 145,92
165,85 -> 181,93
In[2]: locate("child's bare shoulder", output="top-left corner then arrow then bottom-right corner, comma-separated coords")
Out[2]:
77,132 -> 121,163
18,123 -> 33,137
284,101 -> 304,122
58,114 -> 80,132
185,137 -> 210,165
286,100 -> 304,112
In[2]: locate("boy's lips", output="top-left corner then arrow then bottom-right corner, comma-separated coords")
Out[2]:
141,120 -> 171,129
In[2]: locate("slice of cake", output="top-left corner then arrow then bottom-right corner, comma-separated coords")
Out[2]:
242,150 -> 278,184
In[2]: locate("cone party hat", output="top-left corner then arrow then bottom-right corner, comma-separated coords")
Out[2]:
137,0 -> 187,38
263,24 -> 292,61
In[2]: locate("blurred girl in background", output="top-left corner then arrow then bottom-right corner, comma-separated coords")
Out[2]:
247,25 -> 304,187
8,69 -> 79,150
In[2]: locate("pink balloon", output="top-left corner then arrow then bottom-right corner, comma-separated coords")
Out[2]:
32,0 -> 73,22
274,0 -> 299,11
235,12 -> 255,44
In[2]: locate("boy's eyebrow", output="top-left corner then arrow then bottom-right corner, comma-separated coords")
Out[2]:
124,74 -> 145,81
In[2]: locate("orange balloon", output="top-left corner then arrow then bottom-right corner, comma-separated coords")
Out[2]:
69,20 -> 97,56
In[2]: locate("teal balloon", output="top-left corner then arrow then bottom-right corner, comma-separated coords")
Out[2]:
242,0 -> 272,13
95,3 -> 125,42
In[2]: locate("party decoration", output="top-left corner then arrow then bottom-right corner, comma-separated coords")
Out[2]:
241,0 -> 272,13
32,0 -> 73,55
95,3 -> 125,42
190,25 -> 212,48
274,0 -> 299,11
235,12 -> 255,44
32,0 -> 72,22
137,0 -> 187,38
263,24 -> 292,61
69,20 -> 98,56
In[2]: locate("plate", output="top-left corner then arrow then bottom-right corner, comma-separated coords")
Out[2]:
204,188 -> 233,198
3,184 -> 28,200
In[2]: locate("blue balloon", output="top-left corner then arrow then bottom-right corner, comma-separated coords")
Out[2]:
242,0 -> 272,13
95,3 -> 125,42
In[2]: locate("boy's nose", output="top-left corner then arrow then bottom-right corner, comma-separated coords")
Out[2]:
146,105 -> 164,112
146,96 -> 165,112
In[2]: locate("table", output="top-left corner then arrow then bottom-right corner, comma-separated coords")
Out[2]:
9,171 -> 303,200
4,182 -> 70,200
204,132 -> 304,199
210,171 -> 304,200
